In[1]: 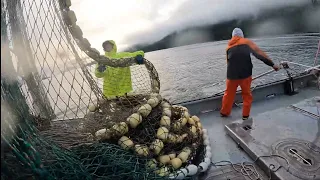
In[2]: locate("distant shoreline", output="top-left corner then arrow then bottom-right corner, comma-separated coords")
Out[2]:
127,4 -> 319,52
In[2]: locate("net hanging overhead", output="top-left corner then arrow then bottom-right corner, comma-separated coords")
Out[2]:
1,0 -> 209,179
3,0 -> 161,123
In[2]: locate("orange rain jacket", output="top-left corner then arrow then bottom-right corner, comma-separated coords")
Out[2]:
226,37 -> 274,80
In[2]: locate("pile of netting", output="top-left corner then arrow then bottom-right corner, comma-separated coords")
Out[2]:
1,0 -> 212,179
87,93 -> 210,177
2,78 -> 210,180
1,78 -> 210,180
0,79 -> 164,180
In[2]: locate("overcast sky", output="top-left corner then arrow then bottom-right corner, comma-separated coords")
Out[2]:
71,0 -> 309,52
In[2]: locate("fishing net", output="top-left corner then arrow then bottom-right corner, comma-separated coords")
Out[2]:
1,0 -> 208,179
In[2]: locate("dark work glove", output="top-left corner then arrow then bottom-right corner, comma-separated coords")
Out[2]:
97,64 -> 106,72
135,55 -> 144,64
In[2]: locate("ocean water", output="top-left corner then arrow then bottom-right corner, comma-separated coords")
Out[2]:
145,33 -> 319,104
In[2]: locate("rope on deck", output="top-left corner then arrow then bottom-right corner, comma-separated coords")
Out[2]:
211,154 -> 290,180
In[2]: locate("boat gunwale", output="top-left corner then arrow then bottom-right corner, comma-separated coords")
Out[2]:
176,72 -> 315,106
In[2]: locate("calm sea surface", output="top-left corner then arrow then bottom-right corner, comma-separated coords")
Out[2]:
146,33 -> 319,103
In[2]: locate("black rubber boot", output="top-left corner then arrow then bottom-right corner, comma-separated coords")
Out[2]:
220,113 -> 228,117
242,116 -> 249,120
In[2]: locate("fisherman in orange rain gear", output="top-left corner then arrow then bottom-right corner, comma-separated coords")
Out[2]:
220,28 -> 280,120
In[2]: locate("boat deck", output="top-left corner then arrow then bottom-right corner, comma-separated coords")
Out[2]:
197,87 -> 319,180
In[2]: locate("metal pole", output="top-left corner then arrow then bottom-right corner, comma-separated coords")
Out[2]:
214,68 -> 279,96
314,40 -> 320,67
252,69 -> 275,80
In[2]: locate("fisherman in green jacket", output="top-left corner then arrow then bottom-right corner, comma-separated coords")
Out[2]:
95,40 -> 145,98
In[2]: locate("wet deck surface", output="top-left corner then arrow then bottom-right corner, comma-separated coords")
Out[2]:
198,87 -> 319,180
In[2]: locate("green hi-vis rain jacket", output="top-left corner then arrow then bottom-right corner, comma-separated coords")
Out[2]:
95,40 -> 144,98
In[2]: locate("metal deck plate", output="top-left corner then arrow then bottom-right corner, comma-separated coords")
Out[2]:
225,97 -> 320,180
199,164 -> 269,180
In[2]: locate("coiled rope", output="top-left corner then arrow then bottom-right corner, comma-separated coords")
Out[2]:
211,154 -> 290,180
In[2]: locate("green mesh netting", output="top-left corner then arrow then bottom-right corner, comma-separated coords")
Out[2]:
1,0 -> 206,179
